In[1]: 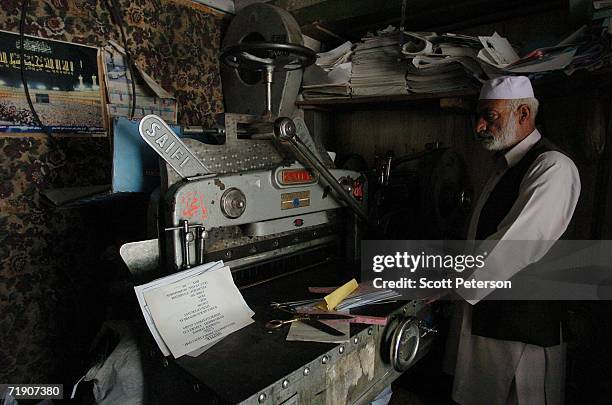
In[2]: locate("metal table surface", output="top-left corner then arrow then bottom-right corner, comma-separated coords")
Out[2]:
175,259 -> 401,404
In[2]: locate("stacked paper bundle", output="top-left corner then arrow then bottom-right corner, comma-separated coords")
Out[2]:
401,27 -> 603,93
560,25 -> 610,75
274,285 -> 402,311
405,59 -> 480,94
401,32 -> 482,94
272,279 -> 402,344
301,26 -> 608,99
593,0 -> 612,19
351,27 -> 408,96
302,41 -> 352,99
134,261 -> 254,358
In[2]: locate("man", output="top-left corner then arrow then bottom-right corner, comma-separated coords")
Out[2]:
447,76 -> 581,405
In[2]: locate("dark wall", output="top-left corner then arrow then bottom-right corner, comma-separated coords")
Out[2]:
0,0 -> 226,385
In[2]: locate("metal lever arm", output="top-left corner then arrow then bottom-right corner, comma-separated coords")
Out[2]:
273,118 -> 372,226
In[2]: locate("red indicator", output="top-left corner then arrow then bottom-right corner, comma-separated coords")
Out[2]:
280,169 -> 315,185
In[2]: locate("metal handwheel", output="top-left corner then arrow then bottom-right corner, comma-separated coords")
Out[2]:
220,42 -> 316,116
220,42 -> 316,72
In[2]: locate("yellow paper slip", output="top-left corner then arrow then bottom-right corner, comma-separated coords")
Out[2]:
316,278 -> 358,311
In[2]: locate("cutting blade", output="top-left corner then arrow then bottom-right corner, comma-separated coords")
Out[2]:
301,319 -> 346,336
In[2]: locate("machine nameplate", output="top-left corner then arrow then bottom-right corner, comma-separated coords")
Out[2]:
281,191 -> 310,210
139,114 -> 209,178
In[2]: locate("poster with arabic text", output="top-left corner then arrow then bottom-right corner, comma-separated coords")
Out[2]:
0,30 -> 105,135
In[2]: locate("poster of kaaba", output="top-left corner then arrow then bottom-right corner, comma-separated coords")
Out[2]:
0,30 -> 105,134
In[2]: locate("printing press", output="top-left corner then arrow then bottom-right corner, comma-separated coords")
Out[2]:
120,4 -> 437,404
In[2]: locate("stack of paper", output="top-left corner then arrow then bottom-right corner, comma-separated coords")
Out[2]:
302,26 -> 607,100
276,285 -> 401,311
134,261 -> 254,358
559,25 -> 609,75
282,280 -> 400,344
335,289 -> 402,310
351,27 -> 408,96
302,41 -> 352,99
593,0 -> 612,19
405,58 -> 479,94
480,32 -> 578,75
315,41 -> 352,70
400,31 -> 483,93
399,29 -> 600,92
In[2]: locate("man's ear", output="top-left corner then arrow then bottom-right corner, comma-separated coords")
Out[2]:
518,104 -> 531,124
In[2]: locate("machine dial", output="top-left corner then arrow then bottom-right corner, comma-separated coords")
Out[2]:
220,188 -> 247,219
389,317 -> 421,372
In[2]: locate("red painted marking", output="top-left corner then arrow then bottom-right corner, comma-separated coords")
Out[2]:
180,191 -> 208,220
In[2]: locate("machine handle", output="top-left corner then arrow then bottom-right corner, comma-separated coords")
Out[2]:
273,117 -> 374,227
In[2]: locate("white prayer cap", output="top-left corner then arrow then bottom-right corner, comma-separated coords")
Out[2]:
479,76 -> 534,100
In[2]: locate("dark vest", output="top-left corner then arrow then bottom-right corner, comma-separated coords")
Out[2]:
471,137 -> 568,347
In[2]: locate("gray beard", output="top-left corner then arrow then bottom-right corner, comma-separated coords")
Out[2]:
478,118 -> 518,151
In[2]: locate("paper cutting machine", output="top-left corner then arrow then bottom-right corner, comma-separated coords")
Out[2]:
120,3 -> 435,404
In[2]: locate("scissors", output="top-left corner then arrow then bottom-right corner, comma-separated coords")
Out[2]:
266,311 -> 353,336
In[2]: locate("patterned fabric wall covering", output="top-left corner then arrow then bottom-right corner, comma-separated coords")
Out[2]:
1,0 -> 226,126
0,0 -> 226,386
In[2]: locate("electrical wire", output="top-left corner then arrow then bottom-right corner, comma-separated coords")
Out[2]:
19,0 -> 59,147
105,0 -> 137,119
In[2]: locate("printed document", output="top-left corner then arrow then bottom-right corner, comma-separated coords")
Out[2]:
135,263 -> 254,358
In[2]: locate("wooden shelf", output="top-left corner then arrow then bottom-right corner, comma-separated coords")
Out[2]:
296,69 -> 612,110
296,89 -> 478,108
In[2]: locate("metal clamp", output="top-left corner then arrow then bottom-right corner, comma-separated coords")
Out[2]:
165,220 -> 208,269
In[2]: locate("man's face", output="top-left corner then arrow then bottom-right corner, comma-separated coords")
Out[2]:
475,99 -> 519,151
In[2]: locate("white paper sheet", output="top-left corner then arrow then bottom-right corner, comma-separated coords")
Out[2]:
507,48 -> 577,73
477,32 -> 520,67
143,266 -> 254,358
303,62 -> 352,87
315,41 -> 353,71
134,261 -> 224,356
400,32 -> 434,55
